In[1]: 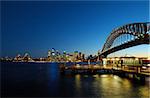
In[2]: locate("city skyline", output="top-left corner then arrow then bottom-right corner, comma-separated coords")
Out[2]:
1,1 -> 149,58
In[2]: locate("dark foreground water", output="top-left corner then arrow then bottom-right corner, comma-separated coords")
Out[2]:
1,62 -> 150,98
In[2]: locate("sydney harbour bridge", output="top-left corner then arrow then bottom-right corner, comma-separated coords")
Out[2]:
100,22 -> 150,57
60,22 -> 150,79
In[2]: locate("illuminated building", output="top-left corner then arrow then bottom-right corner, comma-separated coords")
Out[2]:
23,52 -> 34,62
13,54 -> 22,62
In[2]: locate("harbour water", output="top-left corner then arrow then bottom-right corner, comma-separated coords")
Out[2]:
1,62 -> 150,97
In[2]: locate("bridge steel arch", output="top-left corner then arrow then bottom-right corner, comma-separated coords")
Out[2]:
100,22 -> 150,57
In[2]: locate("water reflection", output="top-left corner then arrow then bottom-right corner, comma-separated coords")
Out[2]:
1,62 -> 150,97
75,74 -> 81,89
139,87 -> 150,97
75,74 -> 82,96
74,74 -> 149,98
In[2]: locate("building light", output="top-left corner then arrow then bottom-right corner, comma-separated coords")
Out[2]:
116,58 -> 119,60
103,58 -> 107,61
142,66 -> 147,69
135,58 -> 138,60
76,64 -> 80,68
147,64 -> 150,66
107,58 -> 110,60
100,75 -> 108,78
121,58 -> 125,60
111,58 -> 115,61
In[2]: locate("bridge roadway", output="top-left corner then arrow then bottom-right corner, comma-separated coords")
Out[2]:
59,64 -> 150,78
100,34 -> 150,57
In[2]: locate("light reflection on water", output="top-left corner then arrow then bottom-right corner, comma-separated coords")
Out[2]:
75,74 -> 82,96
73,74 -> 149,98
1,62 -> 150,97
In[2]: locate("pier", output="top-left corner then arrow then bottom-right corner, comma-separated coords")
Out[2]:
59,62 -> 150,81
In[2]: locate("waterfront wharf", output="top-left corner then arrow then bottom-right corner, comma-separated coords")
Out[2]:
59,63 -> 150,80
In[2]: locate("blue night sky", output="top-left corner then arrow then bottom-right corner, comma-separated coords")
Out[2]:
1,1 -> 149,58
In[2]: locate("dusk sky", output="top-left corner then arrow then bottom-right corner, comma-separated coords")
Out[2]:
1,1 -> 149,58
